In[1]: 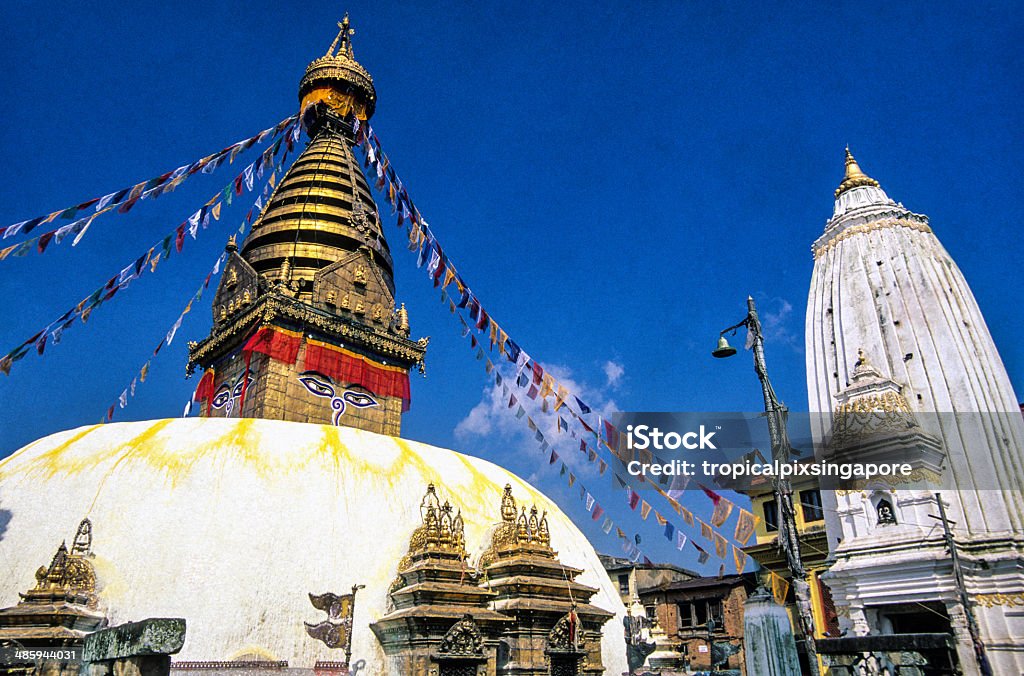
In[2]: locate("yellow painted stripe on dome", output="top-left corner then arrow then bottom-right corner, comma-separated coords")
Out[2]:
0,424 -> 102,476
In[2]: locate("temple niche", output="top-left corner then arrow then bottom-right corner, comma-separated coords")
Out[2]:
371,484 -> 511,676
479,486 -> 612,676
372,484 -> 612,676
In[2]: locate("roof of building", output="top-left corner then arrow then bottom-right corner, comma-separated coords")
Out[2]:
642,574 -> 753,595
597,553 -> 699,578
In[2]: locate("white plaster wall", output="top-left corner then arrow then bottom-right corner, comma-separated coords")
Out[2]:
0,418 -> 628,674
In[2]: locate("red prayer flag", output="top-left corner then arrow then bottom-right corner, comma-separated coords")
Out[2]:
700,483 -> 722,506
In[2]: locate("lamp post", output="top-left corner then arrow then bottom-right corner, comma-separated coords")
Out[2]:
713,296 -> 820,676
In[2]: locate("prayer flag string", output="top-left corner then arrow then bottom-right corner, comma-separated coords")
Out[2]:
353,120 -> 757,572
99,151 -> 289,422
0,122 -> 299,376
0,113 -> 298,247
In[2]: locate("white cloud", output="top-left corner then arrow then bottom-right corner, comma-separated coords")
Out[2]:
759,297 -> 798,348
454,361 -> 621,474
602,360 -> 625,389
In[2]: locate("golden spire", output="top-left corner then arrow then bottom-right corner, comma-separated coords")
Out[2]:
325,13 -> 355,58
835,146 -> 880,198
299,14 -> 377,121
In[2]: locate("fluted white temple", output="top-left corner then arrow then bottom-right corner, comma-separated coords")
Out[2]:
805,149 -> 1024,672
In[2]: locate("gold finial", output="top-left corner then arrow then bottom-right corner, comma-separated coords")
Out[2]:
835,146 -> 880,197
396,303 -> 410,336
226,234 -> 237,252
326,13 -> 356,58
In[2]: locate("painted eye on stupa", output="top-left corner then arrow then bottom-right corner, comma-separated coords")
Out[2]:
342,391 -> 378,409
232,373 -> 253,398
299,374 -> 335,399
211,386 -> 232,409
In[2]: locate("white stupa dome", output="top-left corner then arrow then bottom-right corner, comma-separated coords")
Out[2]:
0,418 -> 628,672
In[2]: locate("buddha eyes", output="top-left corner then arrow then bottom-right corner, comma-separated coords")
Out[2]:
343,391 -> 377,408
231,374 -> 253,397
298,371 -> 379,420
299,374 -> 336,398
212,387 -> 232,408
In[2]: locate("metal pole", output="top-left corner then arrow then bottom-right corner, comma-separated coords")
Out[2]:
935,493 -> 991,675
345,583 -> 365,666
745,296 -> 820,676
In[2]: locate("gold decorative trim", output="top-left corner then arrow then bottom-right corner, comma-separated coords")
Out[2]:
975,592 -> 1024,608
187,293 -> 425,373
814,218 -> 931,259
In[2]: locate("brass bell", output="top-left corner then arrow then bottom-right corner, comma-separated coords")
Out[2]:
712,335 -> 737,359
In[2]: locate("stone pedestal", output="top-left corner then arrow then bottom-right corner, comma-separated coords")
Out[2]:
743,586 -> 799,676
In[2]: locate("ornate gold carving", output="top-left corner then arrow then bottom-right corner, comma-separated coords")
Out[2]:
814,218 -> 932,259
21,519 -> 99,609
341,293 -> 351,310
299,14 -> 376,118
326,291 -> 337,306
479,485 -> 553,568
548,610 -> 585,652
354,300 -> 365,315
396,303 -> 410,337
372,305 -> 383,322
398,484 -> 468,572
975,592 -> 1024,608
226,268 -> 238,288
354,264 -> 368,286
188,292 -> 425,374
438,614 -> 484,657
830,349 -> 918,445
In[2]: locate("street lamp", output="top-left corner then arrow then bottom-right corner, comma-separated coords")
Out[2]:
713,296 -> 820,676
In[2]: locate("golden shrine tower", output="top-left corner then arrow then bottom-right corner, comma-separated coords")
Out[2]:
187,16 -> 426,436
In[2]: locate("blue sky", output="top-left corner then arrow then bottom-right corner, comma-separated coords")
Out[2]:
1,1 -> 1021,571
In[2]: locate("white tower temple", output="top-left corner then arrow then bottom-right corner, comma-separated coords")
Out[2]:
805,149 -> 1024,673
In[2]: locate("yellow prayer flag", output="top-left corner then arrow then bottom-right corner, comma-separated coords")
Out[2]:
713,532 -> 728,559
640,501 -> 652,521
498,330 -> 508,355
539,373 -> 555,399
771,572 -> 789,605
442,266 -> 455,290
700,520 -> 713,541
711,498 -> 734,527
212,202 -> 222,221
732,545 -> 748,573
734,508 -> 760,546
554,385 -> 568,411
655,512 -> 667,527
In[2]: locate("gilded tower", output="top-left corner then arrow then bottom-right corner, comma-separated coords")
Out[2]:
188,17 -> 426,436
